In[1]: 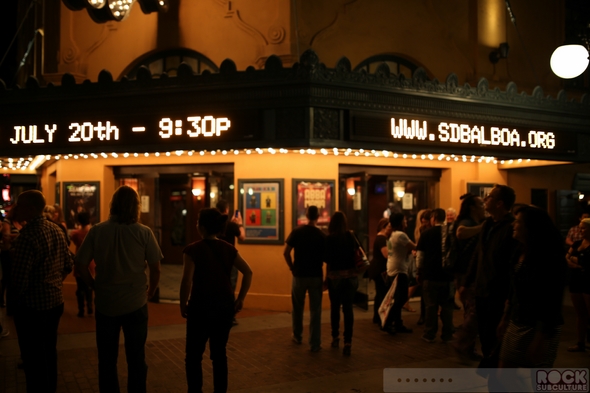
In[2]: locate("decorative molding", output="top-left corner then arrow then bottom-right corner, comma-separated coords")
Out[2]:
276,108 -> 306,139
268,25 -> 286,44
309,0 -> 362,47
218,0 -> 268,46
313,108 -> 340,140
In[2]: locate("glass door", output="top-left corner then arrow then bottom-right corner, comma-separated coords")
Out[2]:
339,172 -> 370,309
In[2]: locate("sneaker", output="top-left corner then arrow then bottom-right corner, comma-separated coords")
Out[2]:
331,338 -> 340,348
385,326 -> 396,335
291,335 -> 302,345
343,344 -> 351,356
395,325 -> 413,333
422,336 -> 436,343
310,345 -> 322,353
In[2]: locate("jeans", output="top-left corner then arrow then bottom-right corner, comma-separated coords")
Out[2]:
13,303 -> 64,393
185,307 -> 233,393
384,273 -> 409,329
475,295 -> 506,358
95,304 -> 148,393
422,280 -> 455,341
75,277 -> 93,313
328,276 -> 358,344
291,276 -> 323,348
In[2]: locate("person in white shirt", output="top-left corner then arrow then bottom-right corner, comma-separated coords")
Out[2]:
383,213 -> 416,335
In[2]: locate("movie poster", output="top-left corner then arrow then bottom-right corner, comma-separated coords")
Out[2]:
63,182 -> 100,229
238,179 -> 283,244
293,180 -> 334,232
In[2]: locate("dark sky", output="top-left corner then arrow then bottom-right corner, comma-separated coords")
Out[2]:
0,1 -> 19,87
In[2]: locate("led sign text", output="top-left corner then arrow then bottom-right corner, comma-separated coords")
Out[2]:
390,118 -> 556,150
8,115 -> 231,146
158,116 -> 231,138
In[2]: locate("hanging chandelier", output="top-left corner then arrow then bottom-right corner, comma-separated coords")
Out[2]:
62,0 -> 168,23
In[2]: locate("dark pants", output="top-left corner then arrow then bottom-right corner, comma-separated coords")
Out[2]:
185,307 -> 233,393
95,304 -> 149,393
422,280 -> 455,341
1,250 -> 14,313
385,273 -> 409,329
475,295 -> 506,358
328,276 -> 359,344
373,274 -> 387,323
13,303 -> 64,393
75,277 -> 93,313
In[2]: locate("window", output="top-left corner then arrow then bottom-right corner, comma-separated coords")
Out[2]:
125,49 -> 219,79
353,54 -> 426,79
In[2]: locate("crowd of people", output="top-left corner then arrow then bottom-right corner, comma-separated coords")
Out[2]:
282,183 -> 583,386
0,182 -> 587,392
0,186 -> 253,393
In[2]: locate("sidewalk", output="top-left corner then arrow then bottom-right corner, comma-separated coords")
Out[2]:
0,278 -> 587,392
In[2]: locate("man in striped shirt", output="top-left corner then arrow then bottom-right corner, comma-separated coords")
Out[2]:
11,190 -> 73,393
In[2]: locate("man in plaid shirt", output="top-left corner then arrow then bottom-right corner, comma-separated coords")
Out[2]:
11,190 -> 73,393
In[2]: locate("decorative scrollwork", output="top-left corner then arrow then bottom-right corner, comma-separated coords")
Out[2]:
268,26 -> 286,44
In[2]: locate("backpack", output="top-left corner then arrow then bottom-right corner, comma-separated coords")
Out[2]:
441,222 -> 459,272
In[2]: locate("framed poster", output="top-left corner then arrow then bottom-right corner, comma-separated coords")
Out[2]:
467,182 -> 495,199
292,179 -> 335,232
63,182 -> 100,229
238,179 -> 284,244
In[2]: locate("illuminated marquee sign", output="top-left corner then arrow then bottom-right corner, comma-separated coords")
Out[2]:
1,109 -> 260,156
390,118 -> 555,150
9,116 -> 231,146
353,113 -> 577,157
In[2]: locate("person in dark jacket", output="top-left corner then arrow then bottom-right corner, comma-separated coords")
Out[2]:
416,208 -> 455,343
461,184 -> 519,360
497,205 -> 566,367
283,205 -> 326,352
324,211 -> 359,356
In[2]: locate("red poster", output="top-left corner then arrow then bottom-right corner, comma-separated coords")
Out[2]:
295,181 -> 333,231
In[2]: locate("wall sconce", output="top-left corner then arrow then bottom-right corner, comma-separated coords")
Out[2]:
347,187 -> 356,196
489,42 -> 510,64
550,44 -> 589,79
393,181 -> 405,200
191,177 -> 205,200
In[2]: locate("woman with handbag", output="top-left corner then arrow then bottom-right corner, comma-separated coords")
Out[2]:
497,206 -> 566,367
180,208 -> 253,393
324,211 -> 360,356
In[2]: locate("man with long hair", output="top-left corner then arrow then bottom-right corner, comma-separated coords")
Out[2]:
76,185 -> 162,393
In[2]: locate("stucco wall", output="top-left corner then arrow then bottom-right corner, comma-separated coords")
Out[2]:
38,151 -> 507,311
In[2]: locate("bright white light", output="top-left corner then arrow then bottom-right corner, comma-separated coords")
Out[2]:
550,45 -> 589,79
579,193 -> 585,200
347,188 -> 356,196
192,189 -> 201,197
396,191 -> 405,198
